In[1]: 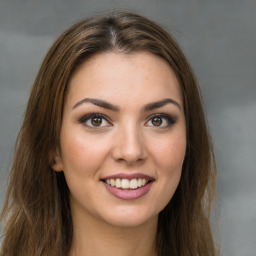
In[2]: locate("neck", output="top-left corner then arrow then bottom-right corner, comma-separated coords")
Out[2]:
69,211 -> 158,256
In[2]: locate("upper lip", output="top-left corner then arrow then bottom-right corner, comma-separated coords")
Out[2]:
101,173 -> 154,181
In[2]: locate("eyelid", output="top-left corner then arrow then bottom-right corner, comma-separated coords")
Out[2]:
145,113 -> 177,127
78,113 -> 112,127
78,112 -> 177,128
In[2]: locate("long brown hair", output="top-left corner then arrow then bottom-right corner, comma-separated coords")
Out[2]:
0,11 -> 217,256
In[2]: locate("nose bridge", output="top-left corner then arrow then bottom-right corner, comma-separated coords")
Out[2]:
112,120 -> 146,163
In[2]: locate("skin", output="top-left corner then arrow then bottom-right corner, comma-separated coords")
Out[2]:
52,52 -> 186,256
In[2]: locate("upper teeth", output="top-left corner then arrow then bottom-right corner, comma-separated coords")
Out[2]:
105,178 -> 148,189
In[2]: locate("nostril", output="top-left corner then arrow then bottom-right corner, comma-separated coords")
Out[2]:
113,145 -> 147,162
110,129 -> 147,163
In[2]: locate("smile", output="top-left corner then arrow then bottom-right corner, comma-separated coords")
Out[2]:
104,178 -> 149,190
101,173 -> 154,200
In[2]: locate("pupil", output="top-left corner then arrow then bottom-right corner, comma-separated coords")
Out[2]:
152,117 -> 162,126
92,117 -> 102,126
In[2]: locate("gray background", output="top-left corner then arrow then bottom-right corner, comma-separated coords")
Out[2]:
0,0 -> 255,255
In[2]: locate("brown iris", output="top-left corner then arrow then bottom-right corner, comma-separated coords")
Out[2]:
152,117 -> 162,126
91,117 -> 102,126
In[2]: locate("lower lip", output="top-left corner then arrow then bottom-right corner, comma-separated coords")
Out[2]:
102,181 -> 153,200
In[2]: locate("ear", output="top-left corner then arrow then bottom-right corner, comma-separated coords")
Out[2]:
51,149 -> 63,172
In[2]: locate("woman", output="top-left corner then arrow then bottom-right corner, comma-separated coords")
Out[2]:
0,11 -> 217,256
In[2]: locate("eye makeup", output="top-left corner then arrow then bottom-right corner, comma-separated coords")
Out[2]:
78,113 -> 112,128
78,111 -> 178,130
145,113 -> 177,128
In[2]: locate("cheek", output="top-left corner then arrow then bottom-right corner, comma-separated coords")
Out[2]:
152,134 -> 186,173
154,135 -> 186,205
153,133 -> 185,180
60,131 -> 111,176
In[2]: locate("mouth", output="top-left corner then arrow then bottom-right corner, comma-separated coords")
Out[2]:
100,173 -> 155,199
104,178 -> 153,190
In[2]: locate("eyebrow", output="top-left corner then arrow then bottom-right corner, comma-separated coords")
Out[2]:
144,98 -> 182,111
72,97 -> 182,112
72,98 -> 120,111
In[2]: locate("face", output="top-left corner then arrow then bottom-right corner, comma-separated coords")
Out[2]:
53,52 -> 186,228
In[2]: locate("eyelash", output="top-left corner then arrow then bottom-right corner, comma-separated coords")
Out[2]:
78,113 -> 177,128
146,113 -> 177,128
78,113 -> 111,128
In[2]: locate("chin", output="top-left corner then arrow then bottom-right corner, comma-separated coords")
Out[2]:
100,207 -> 158,228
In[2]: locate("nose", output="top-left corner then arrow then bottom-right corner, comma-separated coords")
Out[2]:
111,123 -> 147,164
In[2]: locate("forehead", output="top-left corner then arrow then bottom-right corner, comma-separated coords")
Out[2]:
66,52 -> 183,108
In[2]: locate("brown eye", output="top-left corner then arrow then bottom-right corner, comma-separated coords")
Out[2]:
151,117 -> 162,126
146,114 -> 177,128
91,117 -> 102,126
79,113 -> 111,128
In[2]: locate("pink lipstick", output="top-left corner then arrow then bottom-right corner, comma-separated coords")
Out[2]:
101,173 -> 154,200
